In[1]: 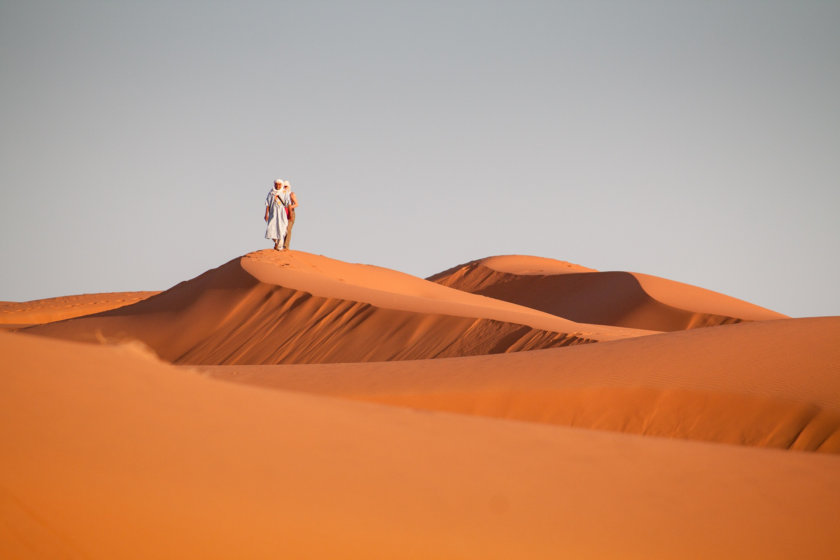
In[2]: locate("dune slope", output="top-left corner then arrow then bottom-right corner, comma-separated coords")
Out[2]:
204,317 -> 840,453
429,255 -> 787,331
0,291 -> 158,330
2,331 -> 840,559
26,251 -> 648,365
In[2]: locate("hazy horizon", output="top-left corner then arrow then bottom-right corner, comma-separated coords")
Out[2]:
2,1 -> 838,317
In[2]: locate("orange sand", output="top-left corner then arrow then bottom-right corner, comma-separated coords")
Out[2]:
430,255 -> 787,331
0,292 -> 158,329
3,250 -> 838,558
205,317 -> 840,452
25,251 -> 649,364
3,331 -> 840,559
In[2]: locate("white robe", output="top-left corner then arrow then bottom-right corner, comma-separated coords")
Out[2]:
265,188 -> 290,241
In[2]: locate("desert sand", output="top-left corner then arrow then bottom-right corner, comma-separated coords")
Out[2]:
25,251 -> 651,364
3,250 -> 839,558
0,291 -> 158,330
430,255 -> 788,331
203,317 -> 840,453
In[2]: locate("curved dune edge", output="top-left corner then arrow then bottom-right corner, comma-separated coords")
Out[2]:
0,291 -> 159,328
203,317 -> 840,453
429,255 -> 787,332
25,254 -> 605,365
351,387 -> 840,453
240,250 -> 649,339
2,331 -> 840,559
431,254 -> 597,278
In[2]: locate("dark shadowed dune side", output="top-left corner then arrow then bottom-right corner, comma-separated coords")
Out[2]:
430,257 -> 787,332
25,257 -> 592,365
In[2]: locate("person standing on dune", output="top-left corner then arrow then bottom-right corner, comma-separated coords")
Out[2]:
282,180 -> 298,250
264,178 -> 290,250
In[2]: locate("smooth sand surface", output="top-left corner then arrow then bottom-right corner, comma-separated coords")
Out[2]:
4,251 -> 838,558
3,331 -> 840,559
430,255 -> 787,331
0,292 -> 158,329
25,251 -> 650,364
203,317 -> 840,453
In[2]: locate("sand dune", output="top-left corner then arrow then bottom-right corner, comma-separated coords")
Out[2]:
4,250 -> 838,558
3,331 -> 839,559
25,251 -> 649,364
204,317 -> 840,453
0,291 -> 158,330
430,255 -> 788,331
240,251 -> 649,340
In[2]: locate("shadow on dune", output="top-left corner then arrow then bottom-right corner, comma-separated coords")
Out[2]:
431,261 -> 743,331
25,257 -> 592,365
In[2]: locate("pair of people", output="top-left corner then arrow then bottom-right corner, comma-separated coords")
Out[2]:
264,179 -> 298,250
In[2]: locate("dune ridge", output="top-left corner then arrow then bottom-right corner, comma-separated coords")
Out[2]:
239,250 -> 648,339
204,317 -> 840,453
25,252 -> 616,365
0,291 -> 158,329
429,255 -> 787,331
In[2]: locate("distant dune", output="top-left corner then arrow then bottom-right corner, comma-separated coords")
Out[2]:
0,291 -> 158,329
3,249 -> 838,559
430,255 -> 787,331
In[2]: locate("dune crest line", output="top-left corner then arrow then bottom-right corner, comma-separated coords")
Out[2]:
25,251 -> 613,364
430,255 -> 787,331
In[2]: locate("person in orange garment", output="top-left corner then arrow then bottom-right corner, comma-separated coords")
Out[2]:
282,180 -> 299,250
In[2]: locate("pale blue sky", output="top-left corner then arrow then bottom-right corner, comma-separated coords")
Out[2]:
1,1 -> 838,317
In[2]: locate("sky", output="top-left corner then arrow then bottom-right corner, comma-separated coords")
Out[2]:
1,0 -> 838,318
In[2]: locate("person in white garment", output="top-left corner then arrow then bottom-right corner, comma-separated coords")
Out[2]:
264,178 -> 290,250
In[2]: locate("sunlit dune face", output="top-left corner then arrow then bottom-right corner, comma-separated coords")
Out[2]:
4,251 -> 837,559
